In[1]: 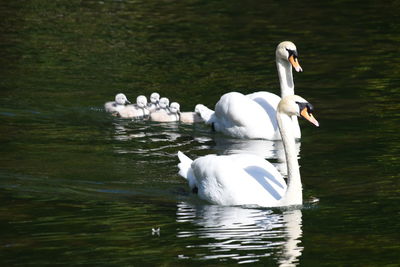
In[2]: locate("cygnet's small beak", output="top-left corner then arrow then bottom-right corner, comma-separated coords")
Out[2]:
126,99 -> 131,104
289,55 -> 303,72
300,108 -> 319,127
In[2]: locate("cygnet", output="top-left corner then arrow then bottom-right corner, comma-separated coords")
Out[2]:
104,93 -> 130,113
147,92 -> 160,112
158,97 -> 170,110
150,99 -> 179,122
118,95 -> 150,119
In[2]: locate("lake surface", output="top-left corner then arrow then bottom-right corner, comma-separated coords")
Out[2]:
1,0 -> 399,266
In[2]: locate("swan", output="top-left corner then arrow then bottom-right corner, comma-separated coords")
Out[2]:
177,95 -> 319,207
118,95 -> 150,119
104,93 -> 131,113
147,92 -> 160,112
196,41 -> 303,140
150,99 -> 179,122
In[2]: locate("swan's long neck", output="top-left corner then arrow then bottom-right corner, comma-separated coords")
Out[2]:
276,59 -> 295,98
277,111 -> 302,205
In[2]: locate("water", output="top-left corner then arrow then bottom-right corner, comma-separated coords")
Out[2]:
1,0 -> 399,266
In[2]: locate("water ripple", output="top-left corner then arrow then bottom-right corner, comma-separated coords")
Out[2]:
176,202 -> 303,266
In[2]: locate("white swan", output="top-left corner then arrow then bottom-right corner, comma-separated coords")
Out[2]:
177,95 -> 319,207
104,93 -> 131,113
150,99 -> 179,122
118,95 -> 150,119
147,92 -> 160,112
196,41 -> 303,140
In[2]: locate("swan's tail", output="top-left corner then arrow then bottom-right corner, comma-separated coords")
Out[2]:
177,151 -> 196,189
195,104 -> 215,124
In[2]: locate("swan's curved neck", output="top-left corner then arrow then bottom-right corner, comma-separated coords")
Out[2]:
277,111 -> 302,205
276,59 -> 294,98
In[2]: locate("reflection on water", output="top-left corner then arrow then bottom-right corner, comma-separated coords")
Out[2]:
176,202 -> 303,265
109,119 -> 216,161
109,119 -> 303,179
214,135 -> 286,158
213,136 -> 302,176
113,121 -> 180,142
111,120 -> 190,155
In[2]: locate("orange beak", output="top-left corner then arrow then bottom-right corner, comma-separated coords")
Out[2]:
289,55 -> 303,72
300,108 -> 319,127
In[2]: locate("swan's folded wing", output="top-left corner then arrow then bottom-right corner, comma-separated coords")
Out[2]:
215,92 -> 269,126
247,91 -> 281,124
214,92 -> 278,139
191,154 -> 287,206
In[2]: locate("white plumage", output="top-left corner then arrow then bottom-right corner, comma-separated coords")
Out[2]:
104,93 -> 130,114
179,111 -> 203,124
150,99 -> 180,122
148,92 -> 160,112
177,95 -> 319,207
118,95 -> 150,119
196,41 -> 302,140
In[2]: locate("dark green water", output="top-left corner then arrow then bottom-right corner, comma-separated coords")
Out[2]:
1,0 -> 399,266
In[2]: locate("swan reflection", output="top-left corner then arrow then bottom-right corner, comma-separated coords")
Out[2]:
213,136 -> 301,176
214,135 -> 301,158
176,202 -> 303,265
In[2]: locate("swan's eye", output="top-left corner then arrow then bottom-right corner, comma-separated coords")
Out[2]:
306,103 -> 314,114
296,101 -> 313,116
286,48 -> 298,59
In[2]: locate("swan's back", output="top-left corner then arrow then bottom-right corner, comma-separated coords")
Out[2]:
214,92 -> 278,139
191,154 -> 287,206
247,91 -> 281,120
247,91 -> 301,138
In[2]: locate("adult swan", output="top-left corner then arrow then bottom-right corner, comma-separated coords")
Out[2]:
178,95 -> 319,207
196,41 -> 303,140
